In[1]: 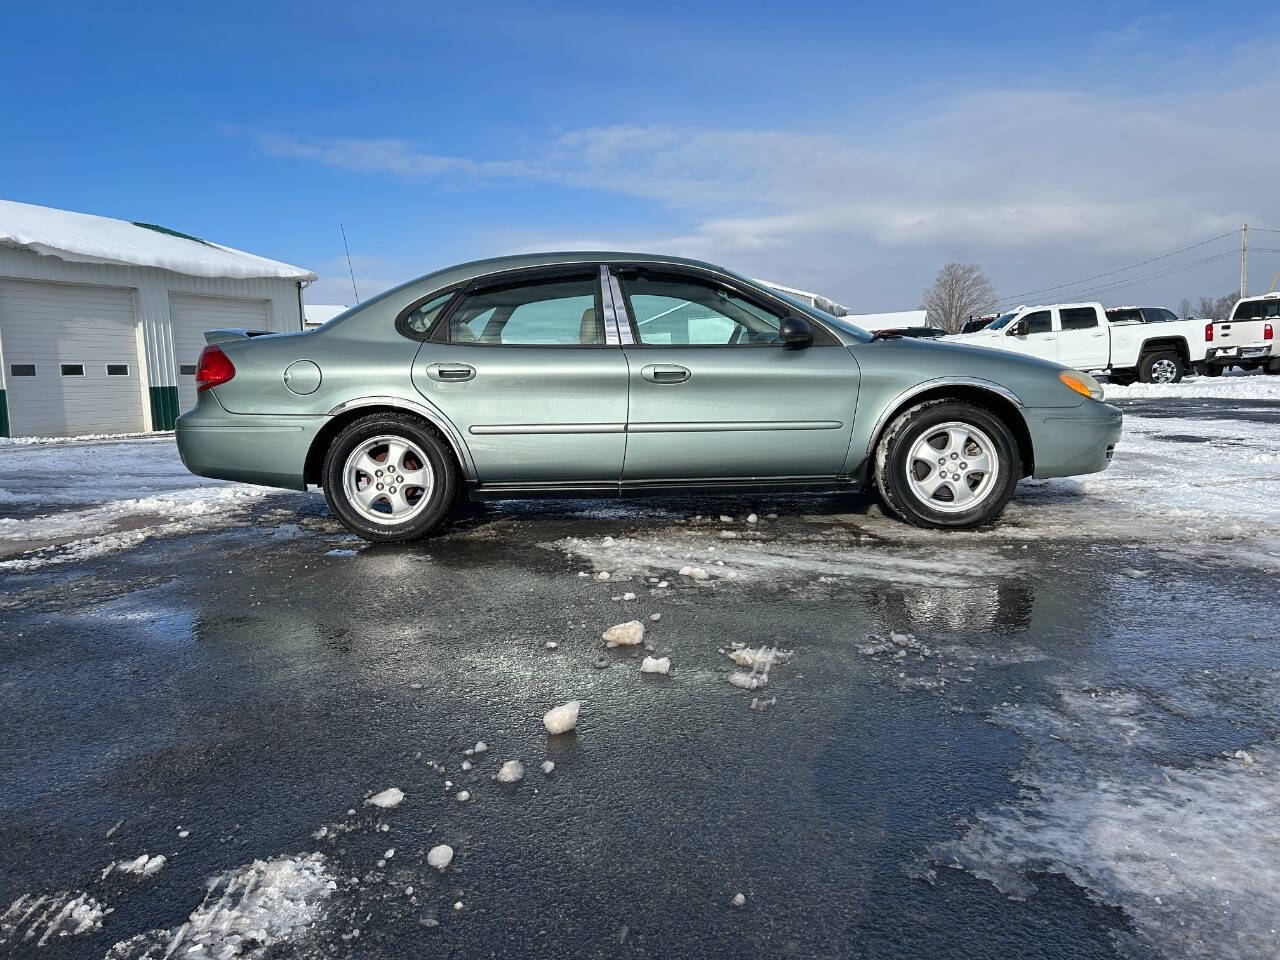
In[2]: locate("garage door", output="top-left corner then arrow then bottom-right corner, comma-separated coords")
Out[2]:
0,280 -> 144,437
170,293 -> 272,413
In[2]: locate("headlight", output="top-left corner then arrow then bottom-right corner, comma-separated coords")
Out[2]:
1059,369 -> 1104,401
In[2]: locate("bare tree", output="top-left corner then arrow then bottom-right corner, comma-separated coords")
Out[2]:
1193,292 -> 1239,321
921,263 -> 997,333
1179,298 -> 1192,319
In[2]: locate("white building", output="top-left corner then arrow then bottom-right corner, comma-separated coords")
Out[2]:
0,199 -> 314,438
843,309 -> 931,331
303,303 -> 348,329
756,279 -> 850,316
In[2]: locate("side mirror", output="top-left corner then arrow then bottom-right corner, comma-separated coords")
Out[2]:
779,315 -> 813,347
1013,318 -> 1030,337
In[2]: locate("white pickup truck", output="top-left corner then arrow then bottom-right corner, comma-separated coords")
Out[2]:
1203,292 -> 1278,376
944,302 -> 1207,384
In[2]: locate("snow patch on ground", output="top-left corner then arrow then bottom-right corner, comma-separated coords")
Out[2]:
556,528 -> 1019,589
115,853 -> 166,877
0,890 -> 109,946
932,681 -> 1280,960
105,853 -> 332,959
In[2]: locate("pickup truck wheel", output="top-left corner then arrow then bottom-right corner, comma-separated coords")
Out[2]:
875,400 -> 1021,529
1139,351 -> 1183,384
322,413 -> 460,543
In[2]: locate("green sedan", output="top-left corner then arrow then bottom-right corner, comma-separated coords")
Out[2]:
176,252 -> 1122,542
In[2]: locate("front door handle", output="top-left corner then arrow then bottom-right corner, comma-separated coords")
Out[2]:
426,363 -> 475,382
641,363 -> 691,384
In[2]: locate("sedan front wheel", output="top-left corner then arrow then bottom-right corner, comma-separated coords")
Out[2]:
322,413 -> 460,542
874,400 -> 1021,529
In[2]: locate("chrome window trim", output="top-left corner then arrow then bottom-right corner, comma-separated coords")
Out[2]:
865,377 -> 1023,453
598,265 -> 622,345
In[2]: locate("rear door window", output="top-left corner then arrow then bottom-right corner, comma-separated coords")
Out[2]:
1060,307 -> 1098,331
448,275 -> 602,345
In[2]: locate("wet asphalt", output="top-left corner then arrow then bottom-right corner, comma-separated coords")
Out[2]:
1,399 -> 1276,960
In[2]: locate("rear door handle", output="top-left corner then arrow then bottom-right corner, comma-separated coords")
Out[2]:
641,363 -> 691,384
426,362 -> 475,382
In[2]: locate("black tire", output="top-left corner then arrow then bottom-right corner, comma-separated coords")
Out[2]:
1265,359 -> 1280,376
322,412 -> 460,542
874,400 -> 1022,529
1138,351 -> 1184,384
1200,364 -> 1223,378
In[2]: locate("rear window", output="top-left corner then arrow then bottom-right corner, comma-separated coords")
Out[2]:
1232,300 -> 1266,321
1106,309 -> 1144,325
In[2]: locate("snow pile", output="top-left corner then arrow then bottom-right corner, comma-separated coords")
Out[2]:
0,198 -> 315,280
1,891 -> 109,946
1104,370 -> 1280,401
932,681 -> 1280,960
365,787 -> 404,809
543,700 -> 580,735
115,853 -> 166,877
427,845 -> 454,870
602,620 -> 645,647
495,760 -> 525,783
640,656 -> 671,675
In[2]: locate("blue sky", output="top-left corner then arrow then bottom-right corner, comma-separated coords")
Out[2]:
4,1 -> 1279,311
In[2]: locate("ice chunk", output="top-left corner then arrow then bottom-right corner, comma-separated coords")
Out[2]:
544,641 -> 558,650
455,790 -> 470,802
649,613 -> 661,621
603,620 -> 645,647
657,580 -> 669,588
427,844 -> 454,870
365,787 -> 404,809
116,853 -> 166,877
732,892 -> 746,907
543,700 -> 581,735
461,760 -> 473,771
750,696 -> 777,711
596,571 -> 611,581
541,760 -> 555,774
727,646 -> 792,669
496,760 -> 525,783
678,566 -> 710,580
473,741 -> 488,754
640,656 -> 671,675
728,672 -> 766,690
719,515 -> 733,522
622,591 -> 636,601
747,514 -> 758,524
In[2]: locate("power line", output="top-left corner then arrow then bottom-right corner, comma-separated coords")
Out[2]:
1051,250 -> 1238,302
993,228 -> 1240,308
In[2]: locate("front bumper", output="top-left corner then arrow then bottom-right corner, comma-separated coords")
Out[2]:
1026,400 -> 1123,479
176,391 -> 325,491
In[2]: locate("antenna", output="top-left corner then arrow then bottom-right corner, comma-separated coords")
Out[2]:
341,223 -> 360,304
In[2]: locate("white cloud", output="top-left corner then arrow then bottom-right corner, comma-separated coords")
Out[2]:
245,44 -> 1280,310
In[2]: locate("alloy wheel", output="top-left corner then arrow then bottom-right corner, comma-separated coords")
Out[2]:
904,421 -> 999,514
341,435 -> 435,525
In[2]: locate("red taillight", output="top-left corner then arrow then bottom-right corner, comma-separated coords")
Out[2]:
1204,321 -> 1213,342
1266,323 -> 1274,341
195,345 -> 235,392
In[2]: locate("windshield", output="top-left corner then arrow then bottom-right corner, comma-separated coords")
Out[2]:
986,311 -> 1019,331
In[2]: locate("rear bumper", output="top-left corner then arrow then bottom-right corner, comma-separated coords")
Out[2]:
1206,345 -> 1272,363
1026,400 -> 1123,479
176,392 -> 324,491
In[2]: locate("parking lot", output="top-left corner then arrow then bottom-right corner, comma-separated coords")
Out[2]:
2,376 -> 1278,960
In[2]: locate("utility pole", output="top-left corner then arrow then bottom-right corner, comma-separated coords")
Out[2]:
1241,223 -> 1248,298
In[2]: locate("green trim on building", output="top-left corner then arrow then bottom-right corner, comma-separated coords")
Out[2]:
149,385 -> 180,431
0,388 -> 9,438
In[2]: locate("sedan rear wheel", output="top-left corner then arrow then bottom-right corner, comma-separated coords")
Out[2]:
323,413 -> 459,542
875,400 -> 1021,529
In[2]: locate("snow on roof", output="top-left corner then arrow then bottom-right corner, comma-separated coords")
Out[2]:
845,309 -> 930,331
0,199 -> 316,281
303,303 -> 349,326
